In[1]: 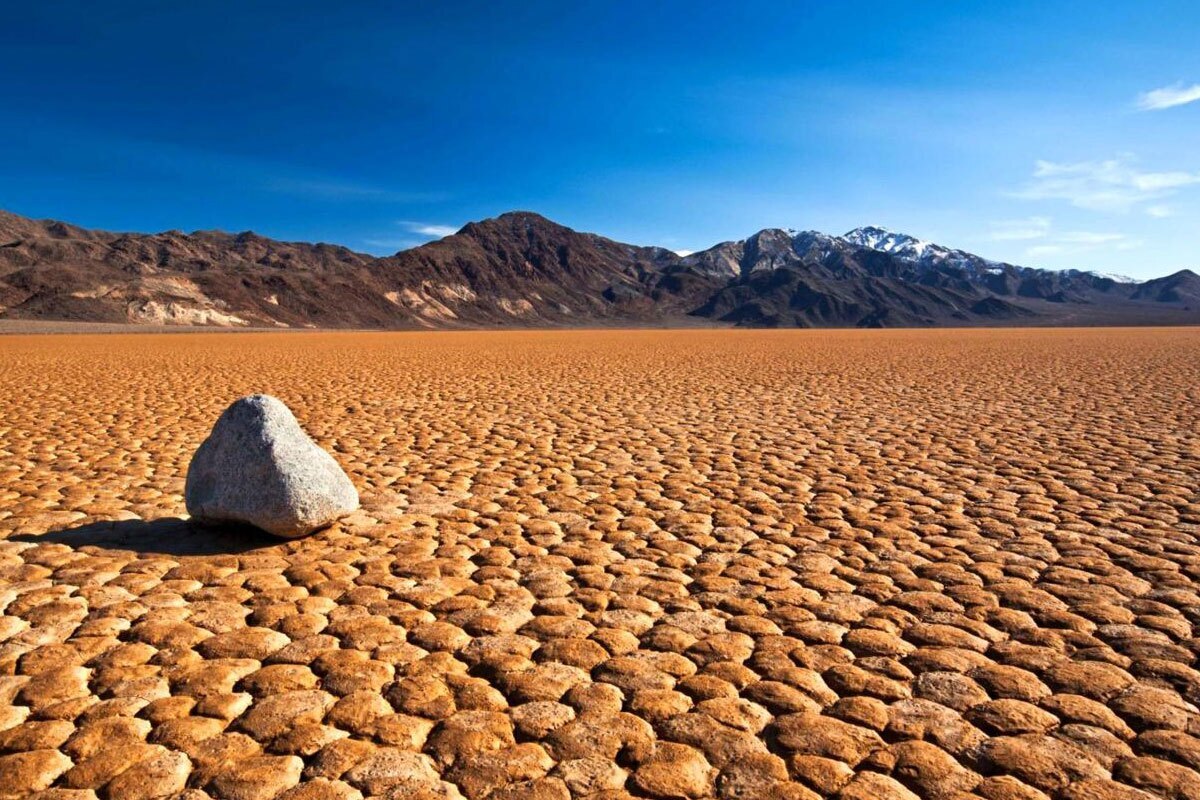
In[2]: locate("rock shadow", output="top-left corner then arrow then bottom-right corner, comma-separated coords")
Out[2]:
18,516 -> 279,556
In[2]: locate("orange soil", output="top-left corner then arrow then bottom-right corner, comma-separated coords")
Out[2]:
1,328 -> 1198,799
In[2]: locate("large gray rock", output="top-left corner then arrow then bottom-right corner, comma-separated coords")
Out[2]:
185,394 -> 358,538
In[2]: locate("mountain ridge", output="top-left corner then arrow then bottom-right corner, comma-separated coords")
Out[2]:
0,208 -> 1196,329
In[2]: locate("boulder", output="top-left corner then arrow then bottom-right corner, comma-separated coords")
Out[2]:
185,395 -> 358,537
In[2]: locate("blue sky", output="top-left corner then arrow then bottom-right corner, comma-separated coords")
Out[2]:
2,1 -> 1197,277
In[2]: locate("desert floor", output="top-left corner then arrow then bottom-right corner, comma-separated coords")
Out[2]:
1,328 -> 1199,800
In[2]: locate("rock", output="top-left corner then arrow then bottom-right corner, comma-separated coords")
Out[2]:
976,734 -> 1109,792
695,697 -> 772,733
888,695 -> 988,762
342,748 -> 440,795
209,754 -> 304,800
63,742 -> 165,790
511,702 -> 576,739
975,775 -> 1051,800
788,755 -> 855,795
443,743 -> 553,799
1053,724 -> 1132,770
0,749 -> 73,795
1113,755 -> 1200,799
888,740 -> 981,799
1109,685 -> 1196,731
489,778 -> 570,800
546,712 -> 656,764
552,757 -> 628,795
1039,694 -> 1134,739
632,743 -> 714,798
965,699 -> 1059,735
325,691 -> 394,736
374,714 -> 436,750
305,738 -> 374,781
1044,661 -> 1135,701
912,670 -> 990,711
969,664 -> 1052,702
1058,779 -> 1159,800
837,771 -> 921,800
425,710 -> 515,767
768,712 -> 884,766
0,720 -> 75,752
102,749 -> 192,800
275,778 -> 364,800
655,712 -> 769,769
1135,729 -> 1200,771
236,690 -> 336,741
715,753 -> 790,799
827,696 -> 890,731
185,395 -> 358,538
197,627 -> 291,660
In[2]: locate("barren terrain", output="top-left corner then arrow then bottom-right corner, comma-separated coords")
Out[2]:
1,328 -> 1199,800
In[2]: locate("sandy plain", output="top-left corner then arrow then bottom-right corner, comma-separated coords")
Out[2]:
0,328 -> 1199,800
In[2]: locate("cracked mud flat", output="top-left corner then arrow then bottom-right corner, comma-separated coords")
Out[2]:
1,327 -> 1199,800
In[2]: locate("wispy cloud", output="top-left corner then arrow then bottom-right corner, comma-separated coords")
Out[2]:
360,220 -> 461,254
1146,204 -> 1174,218
992,215 -> 1142,260
1012,156 -> 1200,212
362,237 -> 423,251
266,178 -> 446,202
1023,230 -> 1140,260
398,220 -> 459,238
1058,231 -> 1125,245
1137,82 -> 1200,111
989,216 -> 1051,241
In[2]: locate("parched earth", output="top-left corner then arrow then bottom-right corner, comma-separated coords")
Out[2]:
1,328 -> 1199,800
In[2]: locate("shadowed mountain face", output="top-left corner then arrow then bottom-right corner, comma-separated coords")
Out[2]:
0,209 -> 1196,328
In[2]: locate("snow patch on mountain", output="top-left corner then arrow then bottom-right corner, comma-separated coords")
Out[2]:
843,226 -> 938,259
1087,271 -> 1137,284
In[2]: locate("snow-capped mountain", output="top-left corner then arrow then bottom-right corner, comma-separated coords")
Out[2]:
678,224 -> 1154,301
843,225 -> 1008,277
843,226 -> 941,259
2,206 -> 1194,330
844,226 -> 1139,286
1084,271 -> 1137,284
661,222 -> 1189,327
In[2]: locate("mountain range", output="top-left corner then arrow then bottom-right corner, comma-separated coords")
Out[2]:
1,208 -> 1197,329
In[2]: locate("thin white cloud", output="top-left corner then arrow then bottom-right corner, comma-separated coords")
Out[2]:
363,237 -> 422,250
398,220 -> 459,238
989,216 -> 1051,241
1146,205 -> 1173,218
1023,230 -> 1139,260
1058,231 -> 1125,244
360,236 -> 427,255
674,249 -> 695,257
363,221 -> 461,254
1013,156 -> 1200,212
998,217 -> 1139,260
266,178 -> 444,202
1137,82 -> 1200,111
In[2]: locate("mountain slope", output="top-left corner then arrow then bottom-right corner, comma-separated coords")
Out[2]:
677,224 -> 1199,327
370,212 -> 687,325
0,208 -> 1196,329
0,210 -> 694,328
0,210 -> 387,327
1130,269 -> 1200,305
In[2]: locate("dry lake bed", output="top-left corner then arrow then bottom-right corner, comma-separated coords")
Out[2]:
1,328 -> 1199,800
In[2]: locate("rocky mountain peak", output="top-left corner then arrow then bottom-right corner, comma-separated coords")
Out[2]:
1,207 -> 1195,331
